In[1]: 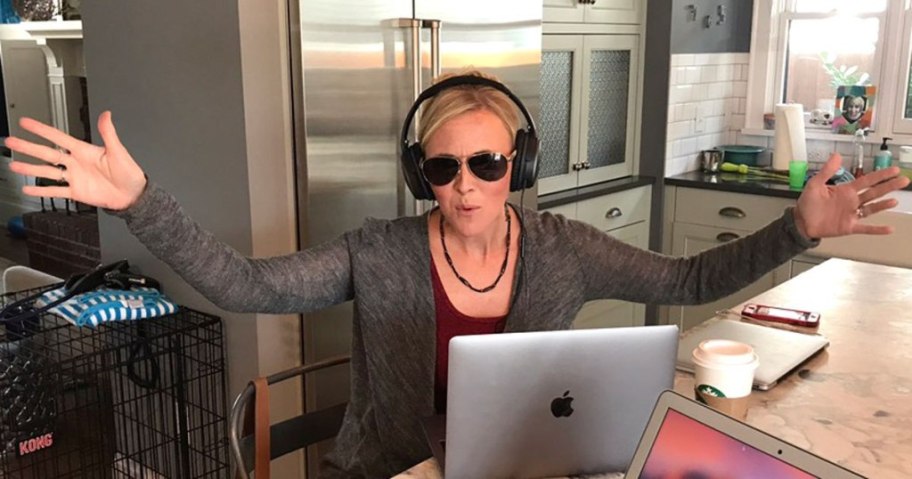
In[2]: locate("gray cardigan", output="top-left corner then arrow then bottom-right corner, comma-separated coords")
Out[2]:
116,183 -> 817,478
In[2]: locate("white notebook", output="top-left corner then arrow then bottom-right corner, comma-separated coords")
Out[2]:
676,319 -> 829,390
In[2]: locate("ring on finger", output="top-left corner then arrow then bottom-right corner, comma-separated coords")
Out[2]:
56,164 -> 67,183
856,206 -> 866,219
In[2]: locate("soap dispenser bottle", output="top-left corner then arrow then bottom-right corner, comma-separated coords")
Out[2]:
852,129 -> 866,178
873,137 -> 893,171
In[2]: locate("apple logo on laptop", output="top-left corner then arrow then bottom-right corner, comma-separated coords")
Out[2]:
550,390 -> 574,418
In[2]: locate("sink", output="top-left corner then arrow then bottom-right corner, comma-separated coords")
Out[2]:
810,191 -> 912,268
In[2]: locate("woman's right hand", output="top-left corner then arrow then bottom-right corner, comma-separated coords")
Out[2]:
5,111 -> 147,211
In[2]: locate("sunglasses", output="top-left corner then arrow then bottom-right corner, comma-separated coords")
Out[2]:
420,151 -> 513,186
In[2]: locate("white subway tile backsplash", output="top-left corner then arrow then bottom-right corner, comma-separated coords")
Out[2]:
667,51 -> 756,175
737,134 -> 770,148
674,54 -> 695,66
701,66 -> 718,83
682,137 -> 698,155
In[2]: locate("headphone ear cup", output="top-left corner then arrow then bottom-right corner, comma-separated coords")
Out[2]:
510,129 -> 540,191
400,143 -> 435,201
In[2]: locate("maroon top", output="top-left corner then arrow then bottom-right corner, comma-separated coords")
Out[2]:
431,258 -> 507,414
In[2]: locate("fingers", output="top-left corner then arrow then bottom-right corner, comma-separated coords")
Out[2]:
18,117 -> 87,153
22,185 -> 70,199
858,175 -> 911,204
4,136 -> 70,166
861,197 -> 899,217
97,111 -> 126,154
9,161 -> 66,181
852,223 -> 894,235
807,153 -> 842,187
851,166 -> 903,191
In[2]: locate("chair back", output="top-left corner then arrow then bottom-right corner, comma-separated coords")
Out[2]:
228,356 -> 350,479
2,265 -> 62,294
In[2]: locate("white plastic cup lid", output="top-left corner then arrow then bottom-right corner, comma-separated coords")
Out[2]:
692,339 -> 759,368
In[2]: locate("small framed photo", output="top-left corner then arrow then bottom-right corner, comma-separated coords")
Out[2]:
831,85 -> 875,134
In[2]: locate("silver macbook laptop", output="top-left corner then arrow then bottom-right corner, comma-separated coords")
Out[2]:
625,390 -> 865,478
426,325 -> 679,479
676,319 -> 829,390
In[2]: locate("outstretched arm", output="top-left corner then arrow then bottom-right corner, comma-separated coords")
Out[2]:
6,115 -> 355,314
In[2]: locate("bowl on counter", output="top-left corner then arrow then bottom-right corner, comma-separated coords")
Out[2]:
718,145 -> 766,166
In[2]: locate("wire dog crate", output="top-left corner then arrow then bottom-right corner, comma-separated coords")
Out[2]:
0,285 -> 229,478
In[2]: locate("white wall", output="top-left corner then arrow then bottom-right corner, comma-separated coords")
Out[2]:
665,53 -> 750,175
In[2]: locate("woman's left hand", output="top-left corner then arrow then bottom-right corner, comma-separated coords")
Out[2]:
794,152 -> 910,239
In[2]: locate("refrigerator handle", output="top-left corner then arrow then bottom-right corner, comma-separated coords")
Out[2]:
423,19 -> 442,81
392,18 -> 428,217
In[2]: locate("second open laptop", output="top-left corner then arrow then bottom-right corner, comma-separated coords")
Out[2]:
423,325 -> 679,479
625,390 -> 865,478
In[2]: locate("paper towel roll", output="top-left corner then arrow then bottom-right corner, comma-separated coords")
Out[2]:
774,104 -> 807,170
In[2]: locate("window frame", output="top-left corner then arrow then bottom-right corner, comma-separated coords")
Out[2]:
747,0 -> 911,140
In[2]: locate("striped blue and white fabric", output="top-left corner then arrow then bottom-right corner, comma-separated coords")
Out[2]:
34,286 -> 178,327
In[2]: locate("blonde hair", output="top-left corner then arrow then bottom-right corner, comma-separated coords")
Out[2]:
417,70 -> 522,145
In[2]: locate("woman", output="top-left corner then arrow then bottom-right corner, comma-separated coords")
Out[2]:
5,72 -> 909,478
832,95 -> 869,134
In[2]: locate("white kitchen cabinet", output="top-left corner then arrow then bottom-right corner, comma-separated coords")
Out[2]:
663,186 -> 816,330
539,34 -> 640,194
544,0 -> 642,25
542,185 -> 651,328
669,222 -> 789,331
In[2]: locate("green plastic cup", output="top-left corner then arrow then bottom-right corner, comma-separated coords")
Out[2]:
789,160 -> 809,189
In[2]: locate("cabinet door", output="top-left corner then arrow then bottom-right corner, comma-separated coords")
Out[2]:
539,35 -> 584,194
543,0 -> 586,23
577,35 -> 639,187
574,221 -> 648,329
584,0 -> 642,24
669,223 -> 786,331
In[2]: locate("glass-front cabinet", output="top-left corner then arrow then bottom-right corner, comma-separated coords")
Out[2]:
539,34 -> 639,194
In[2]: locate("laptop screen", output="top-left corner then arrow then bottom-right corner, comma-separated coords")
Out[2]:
635,409 -> 816,479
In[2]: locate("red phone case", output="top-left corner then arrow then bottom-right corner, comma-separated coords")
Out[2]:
741,303 -> 820,327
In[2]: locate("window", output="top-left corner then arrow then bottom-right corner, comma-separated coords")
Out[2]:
747,0 -> 912,138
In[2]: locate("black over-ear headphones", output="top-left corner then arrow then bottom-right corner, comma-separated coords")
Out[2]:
399,75 -> 540,201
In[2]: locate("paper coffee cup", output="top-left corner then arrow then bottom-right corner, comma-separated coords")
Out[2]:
692,340 -> 759,420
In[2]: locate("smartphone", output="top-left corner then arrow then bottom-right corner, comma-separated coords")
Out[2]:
741,303 -> 820,327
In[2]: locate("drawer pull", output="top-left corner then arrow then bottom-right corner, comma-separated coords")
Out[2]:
718,207 -> 746,219
605,207 -> 623,219
716,232 -> 740,242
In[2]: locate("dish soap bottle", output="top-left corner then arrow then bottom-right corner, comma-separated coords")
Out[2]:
873,137 -> 893,171
852,129 -> 866,178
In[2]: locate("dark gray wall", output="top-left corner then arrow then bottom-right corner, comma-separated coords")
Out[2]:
642,0 -> 673,325
671,0 -> 753,54
80,1 -> 257,392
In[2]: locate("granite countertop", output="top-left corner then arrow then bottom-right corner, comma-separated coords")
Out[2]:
395,259 -> 911,479
667,169 -> 912,199
665,170 -> 802,199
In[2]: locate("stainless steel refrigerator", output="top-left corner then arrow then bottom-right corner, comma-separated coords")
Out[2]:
288,0 -> 541,473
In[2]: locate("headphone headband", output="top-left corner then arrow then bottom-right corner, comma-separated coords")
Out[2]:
398,74 -> 540,200
399,75 -> 537,150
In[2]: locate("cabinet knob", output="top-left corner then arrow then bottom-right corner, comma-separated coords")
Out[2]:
582,161 -> 591,170
605,207 -> 623,219
572,162 -> 584,171
716,232 -> 740,242
718,206 -> 746,219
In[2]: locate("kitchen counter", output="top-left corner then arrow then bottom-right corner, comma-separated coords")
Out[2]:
665,170 -> 802,199
538,176 -> 655,210
395,259 -> 912,478
666,169 -> 912,200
